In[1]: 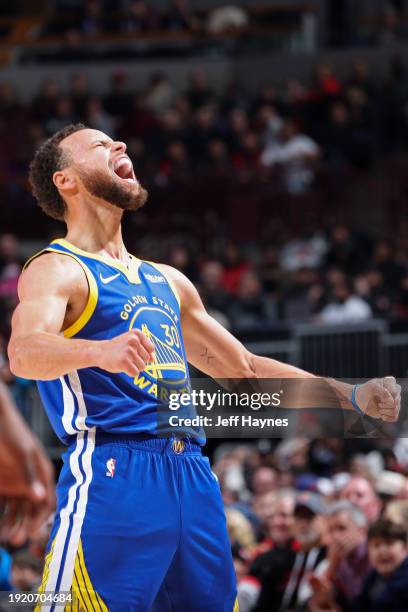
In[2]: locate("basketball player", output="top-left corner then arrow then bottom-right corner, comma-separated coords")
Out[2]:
0,382 -> 54,545
7,124 -> 400,611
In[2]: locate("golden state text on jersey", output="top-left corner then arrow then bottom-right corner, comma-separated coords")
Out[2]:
24,239 -> 197,445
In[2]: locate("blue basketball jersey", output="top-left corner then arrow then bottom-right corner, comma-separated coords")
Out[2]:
24,238 -> 199,445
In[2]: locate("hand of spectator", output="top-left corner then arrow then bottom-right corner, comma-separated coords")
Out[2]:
327,532 -> 361,567
356,376 -> 401,422
0,384 -> 55,545
308,574 -> 339,612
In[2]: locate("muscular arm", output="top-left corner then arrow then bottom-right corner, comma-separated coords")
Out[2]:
8,254 -> 101,380
163,265 -> 400,419
8,254 -> 154,381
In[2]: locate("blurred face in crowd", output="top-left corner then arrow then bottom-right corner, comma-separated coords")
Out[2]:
200,261 -> 224,290
233,556 -> 247,583
237,272 -> 262,300
341,477 -> 381,522
293,507 -> 323,550
326,510 -> 366,551
262,494 -> 295,545
369,538 -> 407,577
57,128 -> 148,212
252,467 -> 277,496
0,234 -> 18,261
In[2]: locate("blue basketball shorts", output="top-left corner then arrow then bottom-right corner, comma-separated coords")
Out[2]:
36,431 -> 238,612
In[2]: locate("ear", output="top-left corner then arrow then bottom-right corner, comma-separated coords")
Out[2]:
53,170 -> 76,193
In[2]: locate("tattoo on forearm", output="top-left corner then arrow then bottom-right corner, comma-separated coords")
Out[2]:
200,347 -> 215,364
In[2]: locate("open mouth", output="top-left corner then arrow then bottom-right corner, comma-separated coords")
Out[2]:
112,157 -> 137,184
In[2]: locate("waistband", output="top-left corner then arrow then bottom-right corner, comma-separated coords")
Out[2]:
94,431 -> 202,455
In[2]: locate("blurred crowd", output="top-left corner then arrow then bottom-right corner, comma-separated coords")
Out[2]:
1,57 -> 408,347
49,0 -> 212,37
36,0 -> 408,48
216,437 -> 408,611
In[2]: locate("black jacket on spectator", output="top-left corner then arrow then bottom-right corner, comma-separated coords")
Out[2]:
351,556 -> 408,612
249,541 -> 326,612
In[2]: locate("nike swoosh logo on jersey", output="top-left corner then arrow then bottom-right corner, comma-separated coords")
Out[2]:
99,272 -> 121,284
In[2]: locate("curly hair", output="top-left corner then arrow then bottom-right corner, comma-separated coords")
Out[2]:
29,123 -> 86,221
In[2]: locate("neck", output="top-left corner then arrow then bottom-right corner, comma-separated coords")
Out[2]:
65,195 -> 127,260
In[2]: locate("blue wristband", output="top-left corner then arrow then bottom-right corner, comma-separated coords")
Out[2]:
351,384 -> 364,415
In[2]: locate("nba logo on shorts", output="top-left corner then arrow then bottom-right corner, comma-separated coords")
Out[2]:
106,458 -> 116,478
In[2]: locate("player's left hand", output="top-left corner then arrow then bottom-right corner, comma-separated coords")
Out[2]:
355,376 -> 401,422
0,386 -> 55,545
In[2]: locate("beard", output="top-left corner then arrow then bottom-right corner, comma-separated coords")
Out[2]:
77,166 -> 148,211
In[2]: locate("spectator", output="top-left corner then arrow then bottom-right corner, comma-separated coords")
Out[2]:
145,73 -> 176,118
30,79 -> 60,124
239,492 -> 326,611
309,500 -> 370,609
325,225 -> 362,275
282,267 -> 323,322
186,70 -> 215,110
10,551 -> 42,592
188,104 -> 222,164
352,519 -> 408,610
206,138 -> 230,173
120,0 -> 160,33
257,245 -> 281,296
228,270 -> 277,332
45,96 -> 77,136
309,62 -> 343,109
340,476 -> 382,523
0,234 -> 21,305
251,466 -> 278,496
119,94 -> 159,142
84,96 -> 115,136
318,281 -> 372,324
157,140 -> 191,185
280,232 -> 327,272
226,508 -> 256,552
376,5 -> 408,45
261,118 -> 320,195
323,101 -> 354,166
199,260 -> 232,316
80,0 -> 105,37
347,59 -> 377,100
164,0 -> 201,32
226,108 -> 249,151
385,500 -> 408,533
221,243 -> 251,294
69,72 -> 90,118
251,489 -> 296,553
103,71 -> 133,117
166,246 -> 197,281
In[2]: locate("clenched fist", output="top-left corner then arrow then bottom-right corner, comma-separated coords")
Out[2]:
355,376 -> 401,422
97,329 -> 155,377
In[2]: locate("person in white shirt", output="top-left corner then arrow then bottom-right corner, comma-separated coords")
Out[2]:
319,282 -> 372,324
261,118 -> 320,194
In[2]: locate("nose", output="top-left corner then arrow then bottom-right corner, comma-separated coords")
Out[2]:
113,140 -> 127,154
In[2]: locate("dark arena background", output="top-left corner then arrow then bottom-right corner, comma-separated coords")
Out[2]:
1,1 -> 408,610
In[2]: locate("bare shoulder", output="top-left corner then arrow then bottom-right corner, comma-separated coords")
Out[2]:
18,251 -> 86,300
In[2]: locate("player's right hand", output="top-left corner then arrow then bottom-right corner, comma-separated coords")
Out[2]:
97,329 -> 155,377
